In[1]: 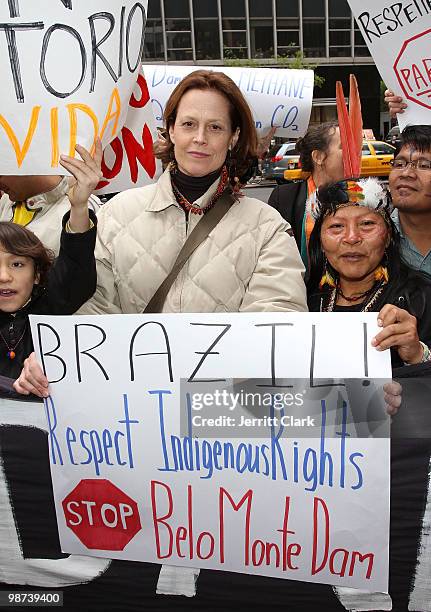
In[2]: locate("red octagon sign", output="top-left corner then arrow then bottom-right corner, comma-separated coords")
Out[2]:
393,27 -> 431,110
62,479 -> 142,551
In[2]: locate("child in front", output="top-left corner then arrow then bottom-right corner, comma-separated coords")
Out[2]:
0,219 -> 96,380
0,141 -> 102,381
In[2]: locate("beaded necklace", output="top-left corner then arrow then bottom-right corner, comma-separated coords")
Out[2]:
170,164 -> 229,215
337,285 -> 378,303
323,281 -> 386,313
0,321 -> 27,359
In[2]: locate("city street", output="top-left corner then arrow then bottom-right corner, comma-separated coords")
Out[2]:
243,182 -> 276,204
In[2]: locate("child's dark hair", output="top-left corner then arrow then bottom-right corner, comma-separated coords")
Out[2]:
0,222 -> 54,286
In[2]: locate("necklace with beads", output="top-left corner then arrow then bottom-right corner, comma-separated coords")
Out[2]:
0,321 -> 27,359
170,164 -> 229,215
336,285 -> 379,303
323,282 -> 386,313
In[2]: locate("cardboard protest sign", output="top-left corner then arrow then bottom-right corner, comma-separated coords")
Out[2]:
30,312 -> 391,593
0,1 -> 151,175
143,64 -> 314,137
347,0 -> 431,128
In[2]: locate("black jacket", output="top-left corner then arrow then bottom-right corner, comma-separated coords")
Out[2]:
0,212 -> 97,379
308,262 -> 431,368
268,181 -> 307,252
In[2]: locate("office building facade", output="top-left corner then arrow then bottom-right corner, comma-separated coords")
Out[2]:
144,0 -> 383,136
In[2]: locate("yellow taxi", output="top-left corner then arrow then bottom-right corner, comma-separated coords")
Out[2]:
283,140 -> 396,182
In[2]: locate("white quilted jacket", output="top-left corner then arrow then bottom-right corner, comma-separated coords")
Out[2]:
80,169 -> 307,314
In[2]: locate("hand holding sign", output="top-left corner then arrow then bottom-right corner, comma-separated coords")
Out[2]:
383,380 -> 402,415
13,352 -> 49,398
373,304 -> 423,365
60,139 -> 102,231
384,89 -> 407,118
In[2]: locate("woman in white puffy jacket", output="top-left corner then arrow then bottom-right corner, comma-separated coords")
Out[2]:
80,69 -> 307,316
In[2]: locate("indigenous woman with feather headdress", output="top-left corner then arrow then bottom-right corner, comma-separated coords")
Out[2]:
307,177 -> 431,367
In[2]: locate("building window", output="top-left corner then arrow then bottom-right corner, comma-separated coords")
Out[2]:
276,0 -> 300,58
223,31 -> 247,47
354,28 -> 370,57
194,20 -> 221,60
276,17 -> 300,57
143,0 -> 163,61
250,22 -> 274,58
302,0 -> 325,17
249,0 -> 272,17
163,0 -> 189,19
277,30 -> 300,47
302,0 -> 325,57
328,0 -> 350,16
147,0 -> 161,18
248,0 -> 274,59
328,0 -> 351,57
192,0 -> 220,60
192,0 -> 218,18
276,0 -> 299,17
163,0 -> 192,62
166,31 -> 191,48
165,18 -> 190,31
221,0 -> 246,18
167,49 -> 193,61
144,20 -> 164,61
329,31 -> 350,57
221,0 -> 247,59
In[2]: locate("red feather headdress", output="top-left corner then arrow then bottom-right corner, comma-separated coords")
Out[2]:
336,74 -> 363,178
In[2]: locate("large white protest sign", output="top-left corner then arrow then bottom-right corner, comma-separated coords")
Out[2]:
30,312 -> 391,592
348,0 -> 431,128
143,64 -> 314,137
0,1 -> 149,175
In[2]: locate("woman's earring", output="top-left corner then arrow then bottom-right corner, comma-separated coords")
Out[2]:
168,158 -> 178,174
374,264 -> 389,283
319,258 -> 336,289
374,250 -> 389,283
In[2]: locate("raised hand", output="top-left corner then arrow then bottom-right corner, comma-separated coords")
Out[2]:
60,139 -> 103,232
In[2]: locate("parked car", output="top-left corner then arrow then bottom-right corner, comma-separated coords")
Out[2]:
283,140 -> 396,182
261,142 -> 299,184
385,125 -> 401,149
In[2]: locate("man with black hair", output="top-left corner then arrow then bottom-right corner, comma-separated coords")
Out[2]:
389,124 -> 431,276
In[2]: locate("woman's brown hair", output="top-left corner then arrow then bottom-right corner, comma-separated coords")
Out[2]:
154,69 -> 258,185
0,222 -> 54,287
296,121 -> 338,172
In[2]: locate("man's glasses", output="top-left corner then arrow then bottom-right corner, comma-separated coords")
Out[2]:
390,158 -> 431,170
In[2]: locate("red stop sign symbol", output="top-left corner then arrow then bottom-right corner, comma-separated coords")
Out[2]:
394,28 -> 431,110
62,479 -> 142,551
